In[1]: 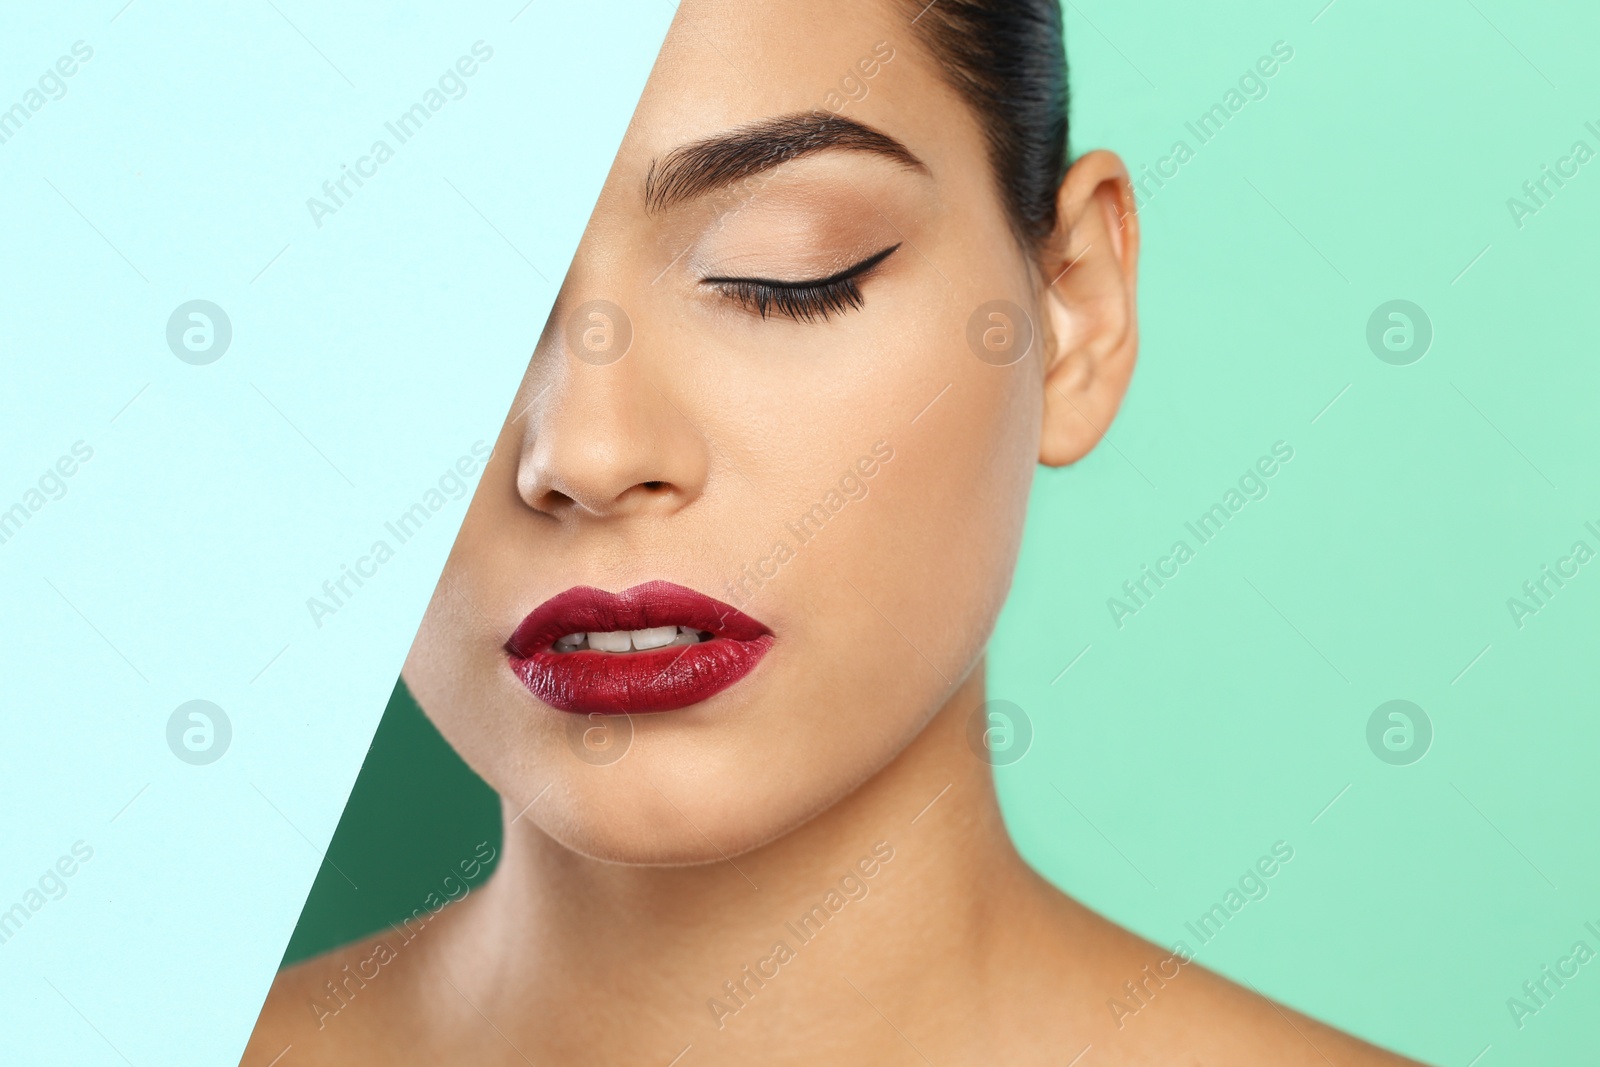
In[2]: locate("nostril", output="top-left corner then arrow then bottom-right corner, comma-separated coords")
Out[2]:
642,481 -> 667,491
536,489 -> 576,513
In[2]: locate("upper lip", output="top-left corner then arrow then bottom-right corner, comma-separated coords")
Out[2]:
504,581 -> 771,655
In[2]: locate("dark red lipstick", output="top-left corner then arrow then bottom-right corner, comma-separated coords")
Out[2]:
504,581 -> 774,714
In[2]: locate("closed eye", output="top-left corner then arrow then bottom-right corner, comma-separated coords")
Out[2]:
701,243 -> 901,323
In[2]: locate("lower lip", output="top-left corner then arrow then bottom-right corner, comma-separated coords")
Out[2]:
508,636 -> 774,715
504,583 -> 773,715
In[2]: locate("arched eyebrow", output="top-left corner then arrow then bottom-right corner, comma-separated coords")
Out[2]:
643,112 -> 928,214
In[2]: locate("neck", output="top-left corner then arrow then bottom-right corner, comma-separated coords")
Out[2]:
433,662 -> 1046,1060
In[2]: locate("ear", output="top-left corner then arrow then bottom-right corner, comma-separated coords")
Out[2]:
1036,149 -> 1140,468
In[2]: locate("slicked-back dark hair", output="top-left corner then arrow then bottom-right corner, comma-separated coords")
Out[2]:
903,0 -> 1069,251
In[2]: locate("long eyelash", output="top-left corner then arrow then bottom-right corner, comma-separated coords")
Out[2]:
709,277 -> 865,322
703,243 -> 900,323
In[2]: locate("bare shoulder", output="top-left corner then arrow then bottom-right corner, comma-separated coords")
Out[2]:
237,930 -> 429,1067
1002,877 -> 1430,1066
1139,951 -> 1430,1066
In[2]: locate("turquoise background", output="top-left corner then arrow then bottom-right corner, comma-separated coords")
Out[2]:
5,0 -> 1597,1064
0,2 -> 668,1064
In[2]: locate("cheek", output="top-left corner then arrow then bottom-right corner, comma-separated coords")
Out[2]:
401,482 -> 551,798
402,572 -> 514,783
865,376 -> 1038,655
775,335 -> 1041,717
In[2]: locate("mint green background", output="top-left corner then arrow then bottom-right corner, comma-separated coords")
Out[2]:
0,3 -> 669,1064
998,1 -> 1599,1064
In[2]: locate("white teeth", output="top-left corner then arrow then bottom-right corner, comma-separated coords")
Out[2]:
630,626 -> 677,650
586,630 -> 632,653
552,627 -> 712,652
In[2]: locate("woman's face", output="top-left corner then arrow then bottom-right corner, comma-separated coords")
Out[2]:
403,0 -> 1134,863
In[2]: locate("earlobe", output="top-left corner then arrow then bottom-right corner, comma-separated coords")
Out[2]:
1036,149 -> 1140,468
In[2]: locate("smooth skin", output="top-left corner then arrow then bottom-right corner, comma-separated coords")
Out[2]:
244,1 -> 1425,1063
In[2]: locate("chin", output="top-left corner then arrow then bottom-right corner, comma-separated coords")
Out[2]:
519,721 -> 878,866
528,777 -> 813,867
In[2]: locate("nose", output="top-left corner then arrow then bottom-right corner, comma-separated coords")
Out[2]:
515,301 -> 710,521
